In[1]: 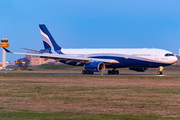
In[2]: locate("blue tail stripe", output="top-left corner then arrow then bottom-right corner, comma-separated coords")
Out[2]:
39,24 -> 61,50
43,41 -> 51,49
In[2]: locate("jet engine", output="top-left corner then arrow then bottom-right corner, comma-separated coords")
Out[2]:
129,67 -> 149,72
84,62 -> 106,72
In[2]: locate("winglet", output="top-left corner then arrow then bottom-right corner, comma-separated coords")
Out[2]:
3,47 -> 12,53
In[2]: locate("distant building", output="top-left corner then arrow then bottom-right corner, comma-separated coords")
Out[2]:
25,50 -> 59,66
0,61 -> 16,69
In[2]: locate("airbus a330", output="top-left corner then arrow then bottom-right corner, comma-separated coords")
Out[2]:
4,24 -> 178,75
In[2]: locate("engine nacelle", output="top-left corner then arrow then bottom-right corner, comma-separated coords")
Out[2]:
129,67 -> 149,72
84,62 -> 106,72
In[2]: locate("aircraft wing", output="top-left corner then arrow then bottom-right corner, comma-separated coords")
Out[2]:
18,47 -> 43,53
3,48 -> 119,64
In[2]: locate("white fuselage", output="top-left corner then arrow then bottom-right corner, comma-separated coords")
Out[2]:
61,48 -> 177,65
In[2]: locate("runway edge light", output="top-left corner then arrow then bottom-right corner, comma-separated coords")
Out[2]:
0,36 -> 9,69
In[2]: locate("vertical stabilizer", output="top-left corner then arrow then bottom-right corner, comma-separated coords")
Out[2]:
39,24 -> 61,50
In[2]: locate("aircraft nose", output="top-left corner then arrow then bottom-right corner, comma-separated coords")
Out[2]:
172,56 -> 178,64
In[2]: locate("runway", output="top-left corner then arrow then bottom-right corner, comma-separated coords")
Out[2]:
0,72 -> 180,76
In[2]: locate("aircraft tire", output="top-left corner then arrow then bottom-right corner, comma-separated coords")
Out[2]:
115,70 -> 119,74
157,71 -> 163,75
108,70 -> 111,74
82,70 -> 86,74
112,70 -> 115,74
90,71 -> 94,74
86,71 -> 90,74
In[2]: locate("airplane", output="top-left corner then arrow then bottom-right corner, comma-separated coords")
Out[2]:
4,24 -> 178,75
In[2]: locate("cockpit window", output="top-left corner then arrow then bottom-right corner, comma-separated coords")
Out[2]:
165,53 -> 175,57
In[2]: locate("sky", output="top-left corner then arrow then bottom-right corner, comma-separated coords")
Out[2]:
0,0 -> 180,61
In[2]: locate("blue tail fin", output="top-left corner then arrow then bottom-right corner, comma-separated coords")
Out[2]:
39,24 -> 61,50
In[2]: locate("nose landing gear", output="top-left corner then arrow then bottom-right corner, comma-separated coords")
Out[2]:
157,66 -> 163,75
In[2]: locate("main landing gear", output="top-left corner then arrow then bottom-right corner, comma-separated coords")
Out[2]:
108,69 -> 119,75
157,66 -> 163,75
82,70 -> 94,74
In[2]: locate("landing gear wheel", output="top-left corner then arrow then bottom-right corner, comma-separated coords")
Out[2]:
108,70 -> 112,74
86,71 -> 90,74
82,70 -> 86,74
157,66 -> 163,75
111,70 -> 115,74
157,71 -> 163,75
115,70 -> 119,74
90,71 -> 94,74
108,69 -> 119,75
82,70 -> 94,75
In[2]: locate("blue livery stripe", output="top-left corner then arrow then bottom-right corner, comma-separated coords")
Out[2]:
39,24 -> 61,50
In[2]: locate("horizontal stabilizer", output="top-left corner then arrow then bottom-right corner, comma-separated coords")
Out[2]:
18,47 -> 43,53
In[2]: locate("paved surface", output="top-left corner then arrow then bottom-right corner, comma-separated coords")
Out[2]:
0,72 -> 180,76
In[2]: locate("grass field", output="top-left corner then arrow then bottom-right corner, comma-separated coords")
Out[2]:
0,74 -> 180,119
4,64 -> 180,75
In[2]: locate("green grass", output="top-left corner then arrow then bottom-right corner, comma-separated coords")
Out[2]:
37,63 -> 75,70
38,63 -> 55,69
1,75 -> 180,119
164,65 -> 180,71
0,111 -> 176,120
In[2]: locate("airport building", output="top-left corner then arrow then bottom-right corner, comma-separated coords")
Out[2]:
25,50 -> 59,66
